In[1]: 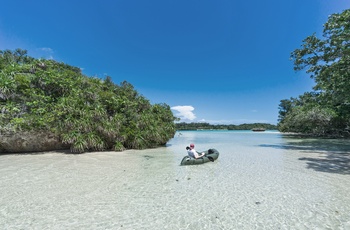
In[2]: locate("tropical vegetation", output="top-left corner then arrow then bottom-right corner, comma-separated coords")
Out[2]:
0,49 -> 177,153
176,122 -> 277,130
278,9 -> 350,137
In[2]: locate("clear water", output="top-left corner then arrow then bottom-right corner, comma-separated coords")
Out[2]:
1,130 -> 350,229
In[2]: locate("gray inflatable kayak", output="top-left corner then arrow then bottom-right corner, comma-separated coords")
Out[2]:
180,148 -> 219,166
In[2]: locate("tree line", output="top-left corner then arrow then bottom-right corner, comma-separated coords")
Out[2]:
0,49 -> 176,152
278,9 -> 350,137
176,122 -> 277,130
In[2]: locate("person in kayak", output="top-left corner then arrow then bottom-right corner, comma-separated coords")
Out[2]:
186,143 -> 205,159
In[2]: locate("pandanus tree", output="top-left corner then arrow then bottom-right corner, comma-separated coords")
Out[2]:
0,49 -> 177,153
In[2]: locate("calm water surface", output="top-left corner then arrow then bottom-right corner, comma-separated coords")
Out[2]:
1,131 -> 350,229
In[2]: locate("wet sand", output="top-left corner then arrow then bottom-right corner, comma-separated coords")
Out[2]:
1,131 -> 350,229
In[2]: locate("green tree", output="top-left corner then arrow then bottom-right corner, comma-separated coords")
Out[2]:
279,9 -> 350,137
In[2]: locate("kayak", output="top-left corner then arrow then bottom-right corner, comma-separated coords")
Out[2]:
180,148 -> 219,166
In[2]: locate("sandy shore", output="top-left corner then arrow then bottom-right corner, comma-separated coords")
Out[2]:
1,131 -> 350,229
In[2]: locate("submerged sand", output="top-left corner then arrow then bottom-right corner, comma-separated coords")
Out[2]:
1,131 -> 350,229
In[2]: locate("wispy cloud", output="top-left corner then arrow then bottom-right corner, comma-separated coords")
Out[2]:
39,47 -> 53,52
171,105 -> 196,121
37,47 -> 54,59
0,33 -> 55,60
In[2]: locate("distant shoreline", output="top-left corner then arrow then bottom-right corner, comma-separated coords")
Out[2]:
177,130 -> 350,139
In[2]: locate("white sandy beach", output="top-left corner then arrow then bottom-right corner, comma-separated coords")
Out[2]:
1,131 -> 350,229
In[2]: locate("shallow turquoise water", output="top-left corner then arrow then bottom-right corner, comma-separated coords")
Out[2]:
1,131 -> 349,229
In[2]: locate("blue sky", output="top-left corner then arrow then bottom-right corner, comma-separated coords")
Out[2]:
1,1 -> 349,125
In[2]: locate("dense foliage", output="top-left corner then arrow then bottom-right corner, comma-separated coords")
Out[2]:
176,122 -> 277,130
0,49 -> 177,152
278,9 -> 350,137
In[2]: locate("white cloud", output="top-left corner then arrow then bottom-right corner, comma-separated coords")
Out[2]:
171,105 -> 196,121
37,47 -> 54,59
39,47 -> 53,52
170,106 -> 275,125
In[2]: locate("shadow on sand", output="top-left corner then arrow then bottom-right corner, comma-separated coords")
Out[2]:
259,135 -> 350,175
0,149 -> 75,156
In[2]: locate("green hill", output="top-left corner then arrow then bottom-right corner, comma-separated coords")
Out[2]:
0,49 -> 176,153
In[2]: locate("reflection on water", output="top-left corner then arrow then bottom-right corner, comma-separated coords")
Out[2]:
0,131 -> 349,229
